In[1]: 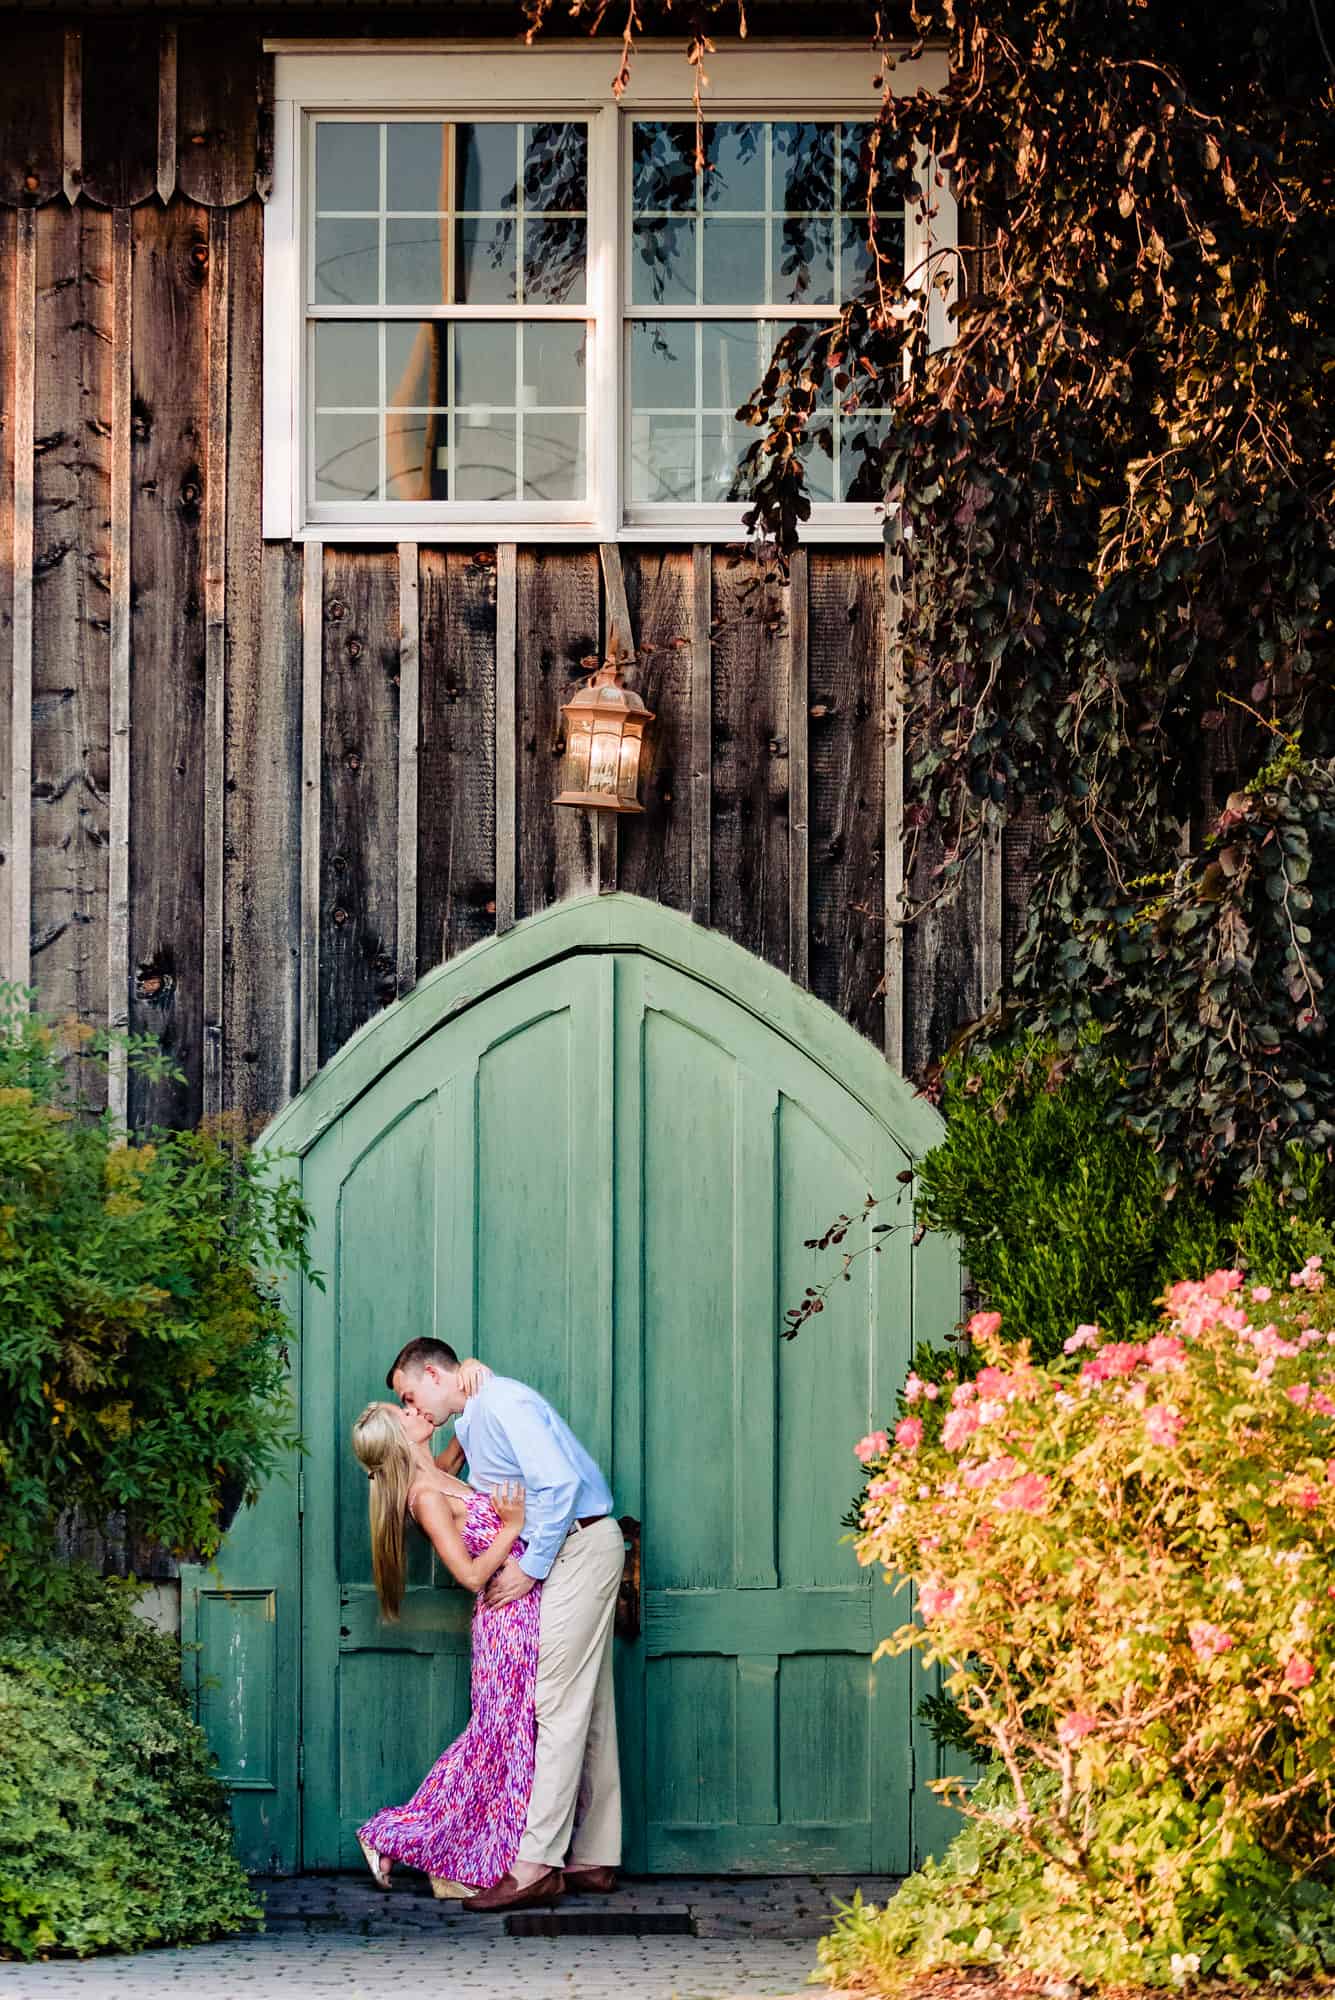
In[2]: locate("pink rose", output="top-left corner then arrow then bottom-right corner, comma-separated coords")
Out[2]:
1287,1382 -> 1312,1407
1145,1334 -> 1187,1371
967,1309 -> 1003,1340
1063,1324 -> 1100,1354
894,1416 -> 924,1452
951,1382 -> 978,1408
1056,1711 -> 1097,1747
1285,1654 -> 1316,1689
1293,1482 -> 1322,1511
1145,1404 -> 1183,1449
854,1430 -> 889,1465
918,1581 -> 962,1621
995,1471 -> 1050,1515
1188,1621 -> 1233,1662
1205,1269 -> 1244,1297
941,1406 -> 981,1452
1251,1285 -> 1273,1303
925,1382 -> 940,1401
903,1374 -> 924,1405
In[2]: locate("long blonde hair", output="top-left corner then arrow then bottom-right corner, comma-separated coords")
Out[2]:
351,1403 -> 414,1620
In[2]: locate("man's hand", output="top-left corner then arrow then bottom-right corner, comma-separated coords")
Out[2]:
485,1558 -> 537,1610
457,1359 -> 491,1399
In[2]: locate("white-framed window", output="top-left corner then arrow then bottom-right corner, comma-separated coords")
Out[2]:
263,43 -> 954,542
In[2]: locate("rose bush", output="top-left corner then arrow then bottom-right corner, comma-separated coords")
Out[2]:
837,1265 -> 1335,1989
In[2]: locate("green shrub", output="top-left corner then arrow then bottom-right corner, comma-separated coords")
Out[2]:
848,1263 -> 1335,1988
0,987 -> 311,1604
912,1034 -> 1335,1367
0,1570 -> 258,1959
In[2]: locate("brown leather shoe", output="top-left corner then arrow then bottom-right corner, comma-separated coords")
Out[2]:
563,1865 -> 617,1895
462,1868 -> 565,1913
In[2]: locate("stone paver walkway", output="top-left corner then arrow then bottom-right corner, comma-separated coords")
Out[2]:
3,1875 -> 893,1999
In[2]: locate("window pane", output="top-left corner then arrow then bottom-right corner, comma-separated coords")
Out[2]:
701,415 -> 756,502
631,413 -> 696,503
385,218 -> 446,306
523,324 -> 587,408
840,212 -> 905,303
631,321 -> 695,410
387,123 -> 450,212
700,320 -> 765,411
632,121 -> 697,212
455,413 -> 517,501
314,217 -> 378,305
386,322 -> 447,407
701,218 -> 765,305
524,413 -> 585,500
842,411 -> 892,502
314,414 -> 379,502
842,123 -> 899,214
456,123 -> 520,211
800,420 -> 837,503
524,122 -> 588,212
456,219 -> 518,303
632,218 -> 697,306
314,322 -> 379,408
386,414 -> 447,501
772,217 -> 834,305
702,121 -> 766,211
774,122 -> 836,213
317,123 -> 379,212
454,323 -> 517,407
524,219 -> 587,305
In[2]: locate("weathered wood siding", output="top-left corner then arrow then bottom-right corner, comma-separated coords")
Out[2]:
1,20 -> 1007,1136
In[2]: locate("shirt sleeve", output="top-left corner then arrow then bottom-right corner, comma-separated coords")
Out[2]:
481,1388 -> 582,1581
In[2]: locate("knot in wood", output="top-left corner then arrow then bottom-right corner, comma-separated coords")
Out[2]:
24,173 -> 39,192
347,638 -> 363,659
332,906 -> 349,927
344,751 -> 360,771
327,600 -> 348,622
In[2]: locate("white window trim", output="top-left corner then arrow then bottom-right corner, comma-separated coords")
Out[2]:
264,41 -> 954,544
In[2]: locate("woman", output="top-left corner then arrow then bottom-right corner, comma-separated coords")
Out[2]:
350,1400 -> 538,1897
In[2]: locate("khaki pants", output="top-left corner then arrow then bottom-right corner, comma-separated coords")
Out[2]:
517,1514 -> 623,1870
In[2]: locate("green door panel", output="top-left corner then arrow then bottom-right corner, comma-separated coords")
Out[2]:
190,895 -> 957,1876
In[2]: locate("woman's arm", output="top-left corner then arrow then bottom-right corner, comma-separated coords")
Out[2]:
411,1485 -> 524,1595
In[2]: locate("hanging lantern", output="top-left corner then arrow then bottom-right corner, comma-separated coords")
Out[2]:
554,642 -> 655,815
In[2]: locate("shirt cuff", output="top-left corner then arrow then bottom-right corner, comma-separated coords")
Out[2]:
516,1546 -> 553,1582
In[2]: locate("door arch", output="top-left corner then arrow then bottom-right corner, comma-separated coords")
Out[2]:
184,895 -> 959,1877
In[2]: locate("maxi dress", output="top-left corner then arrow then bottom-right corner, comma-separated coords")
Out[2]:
358,1489 -> 540,1887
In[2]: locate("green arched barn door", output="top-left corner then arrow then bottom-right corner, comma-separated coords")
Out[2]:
184,896 -> 959,1875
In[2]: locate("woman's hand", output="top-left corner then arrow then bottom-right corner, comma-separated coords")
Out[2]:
457,1359 -> 492,1398
492,1480 -> 526,1533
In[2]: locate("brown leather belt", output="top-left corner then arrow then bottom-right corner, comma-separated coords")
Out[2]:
572,1513 -> 608,1531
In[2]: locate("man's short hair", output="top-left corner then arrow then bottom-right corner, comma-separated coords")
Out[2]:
386,1336 -> 460,1390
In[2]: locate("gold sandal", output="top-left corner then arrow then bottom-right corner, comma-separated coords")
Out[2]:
430,1877 -> 478,1899
358,1836 -> 391,1889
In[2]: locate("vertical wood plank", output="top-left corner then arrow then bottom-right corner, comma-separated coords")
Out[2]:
710,551 -> 790,975
299,540 -> 323,1087
597,543 -> 635,897
0,27 -> 64,206
79,24 -> 159,209
29,204 -> 112,1092
1001,796 -> 1047,983
494,543 -> 517,935
787,548 -> 809,990
318,548 -> 399,1067
689,545 -> 711,927
157,29 -> 178,205
127,199 -> 211,1132
417,549 -> 496,969
882,541 -> 907,1073
201,211 -> 228,1118
735,1656 -> 780,1827
6,208 -> 35,993
176,27 -> 263,210
106,208 -> 132,1125
0,210 -> 13,1000
62,30 -> 82,207
980,812 -> 1004,1014
618,552 -> 693,913
807,551 -> 886,1048
515,548 -> 599,919
396,542 -> 420,996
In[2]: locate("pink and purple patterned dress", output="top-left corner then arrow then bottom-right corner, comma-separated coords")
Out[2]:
358,1489 -> 541,1887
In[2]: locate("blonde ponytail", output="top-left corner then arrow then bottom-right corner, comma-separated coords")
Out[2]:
351,1403 -> 414,1620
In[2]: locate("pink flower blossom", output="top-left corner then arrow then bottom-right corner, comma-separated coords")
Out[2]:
1188,1621 -> 1234,1663
951,1382 -> 978,1409
1293,1483 -> 1322,1511
894,1416 -> 924,1452
1081,1342 -> 1146,1386
967,1309 -> 1003,1340
1057,1711 -> 1098,1747
1251,1285 -> 1273,1303
1285,1654 -> 1316,1689
963,1454 -> 1018,1490
925,1382 -> 940,1402
1287,1383 -> 1312,1406
866,1477 -> 900,1499
1145,1404 -> 1184,1449
996,1471 -> 1050,1515
1290,1256 -> 1326,1295
918,1581 -> 962,1621
1145,1334 -> 1188,1372
941,1406 -> 981,1452
903,1374 -> 924,1405
1205,1269 -> 1244,1298
1064,1324 -> 1100,1354
854,1431 -> 889,1465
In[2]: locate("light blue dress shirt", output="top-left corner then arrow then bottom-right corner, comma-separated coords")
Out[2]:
454,1375 -> 613,1581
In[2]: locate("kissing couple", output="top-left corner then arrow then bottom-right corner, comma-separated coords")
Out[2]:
350,1337 -> 624,1912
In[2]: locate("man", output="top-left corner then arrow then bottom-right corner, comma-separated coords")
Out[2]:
388,1336 -> 624,1913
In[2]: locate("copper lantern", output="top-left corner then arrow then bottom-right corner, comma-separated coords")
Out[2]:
554,649 -> 655,815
